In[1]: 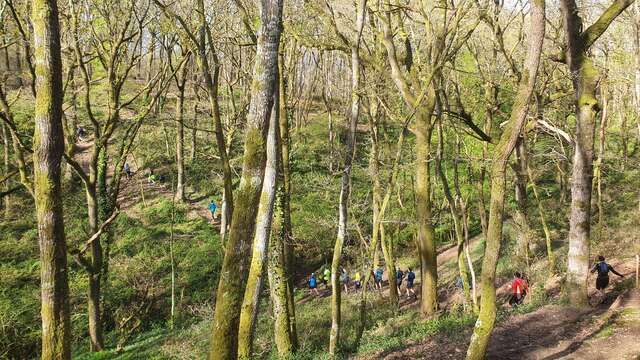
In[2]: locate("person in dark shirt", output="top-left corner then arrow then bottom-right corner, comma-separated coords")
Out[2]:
405,268 -> 416,298
591,255 -> 624,299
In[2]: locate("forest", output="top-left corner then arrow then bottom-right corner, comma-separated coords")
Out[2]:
1,0 -> 640,359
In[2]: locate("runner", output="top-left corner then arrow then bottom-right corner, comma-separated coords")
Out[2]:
341,268 -> 350,294
405,268 -> 416,298
207,200 -> 217,221
354,271 -> 362,290
308,272 -> 320,296
323,268 -> 331,289
374,267 -> 384,290
509,272 -> 529,307
396,267 -> 405,292
124,162 -> 132,179
591,255 -> 624,303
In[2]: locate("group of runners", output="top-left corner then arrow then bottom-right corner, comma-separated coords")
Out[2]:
507,254 -> 623,307
307,266 -> 416,298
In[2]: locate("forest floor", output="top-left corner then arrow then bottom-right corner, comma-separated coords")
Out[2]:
71,139 -> 640,360
362,260 -> 640,360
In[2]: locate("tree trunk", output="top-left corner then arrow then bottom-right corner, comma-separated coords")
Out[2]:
196,0 -> 235,236
594,74 -> 609,241
175,65 -> 188,202
2,124 -> 10,218
561,0 -> 633,307
435,119 -> 472,309
208,1 -> 283,358
513,139 -> 531,262
86,186 -> 104,352
191,103 -> 197,162
369,114 -> 398,306
278,52 -> 298,347
415,102 -> 438,316
465,1 -> 544,357
268,202 -> 295,357
237,93 -> 280,360
527,164 -> 554,267
32,0 -> 71,357
329,2 -> 366,356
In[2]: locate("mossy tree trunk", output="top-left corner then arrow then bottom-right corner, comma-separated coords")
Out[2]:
266,58 -> 298,356
380,4 -> 445,315
465,0 -> 545,357
238,90 -> 280,359
2,123 -> 10,218
513,139 -> 531,262
278,51 -> 298,347
268,200 -> 295,357
561,0 -> 634,307
208,1 -> 283,358
329,1 -> 366,356
32,0 -> 71,357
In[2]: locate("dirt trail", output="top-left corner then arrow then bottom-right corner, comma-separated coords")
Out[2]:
296,236 -> 482,306
72,139 -> 218,225
366,258 -> 640,360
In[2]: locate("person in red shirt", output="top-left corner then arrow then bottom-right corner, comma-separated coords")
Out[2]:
509,272 -> 529,307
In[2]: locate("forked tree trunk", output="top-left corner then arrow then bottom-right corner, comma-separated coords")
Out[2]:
237,93 -> 280,359
561,0 -> 634,307
32,0 -> 71,357
208,1 -> 283,358
465,1 -> 544,358
329,2 -> 366,356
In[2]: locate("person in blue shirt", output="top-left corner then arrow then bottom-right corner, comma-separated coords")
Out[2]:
208,200 -> 217,221
405,268 -> 416,298
309,272 -> 320,296
374,267 -> 384,290
396,268 -> 405,291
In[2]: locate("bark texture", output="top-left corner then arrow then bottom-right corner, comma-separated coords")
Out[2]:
561,0 -> 634,306
32,0 -> 71,357
465,1 -> 545,358
238,92 -> 280,359
208,1 -> 283,358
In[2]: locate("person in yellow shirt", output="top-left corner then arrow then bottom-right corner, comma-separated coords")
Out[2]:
354,271 -> 362,290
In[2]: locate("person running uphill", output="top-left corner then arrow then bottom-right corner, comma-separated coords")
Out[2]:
354,271 -> 362,290
591,255 -> 624,302
208,200 -> 218,221
124,163 -> 132,179
374,267 -> 384,290
405,268 -> 416,298
308,272 -> 320,296
509,272 -> 529,307
396,268 -> 404,292
341,268 -> 350,294
323,268 -> 331,289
